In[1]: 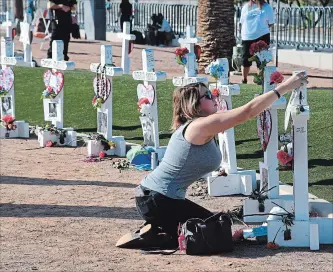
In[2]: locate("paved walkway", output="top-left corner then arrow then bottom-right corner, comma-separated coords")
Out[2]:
12,37 -> 333,89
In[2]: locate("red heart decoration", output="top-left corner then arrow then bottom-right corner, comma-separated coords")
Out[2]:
257,109 -> 272,151
137,84 -> 155,105
43,70 -> 64,97
0,67 -> 14,91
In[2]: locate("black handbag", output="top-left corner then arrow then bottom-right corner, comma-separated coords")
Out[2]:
141,212 -> 234,256
179,212 -> 234,255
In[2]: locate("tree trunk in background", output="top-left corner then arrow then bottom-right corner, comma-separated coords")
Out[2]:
14,0 -> 24,20
197,0 -> 236,72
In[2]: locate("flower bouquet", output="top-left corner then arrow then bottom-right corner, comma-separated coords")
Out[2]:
92,95 -> 103,109
205,62 -> 224,80
41,86 -> 58,99
174,47 -> 189,66
1,115 -> 17,137
211,88 -> 220,97
248,40 -> 272,85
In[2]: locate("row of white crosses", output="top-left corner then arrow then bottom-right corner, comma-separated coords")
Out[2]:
87,45 -> 126,157
207,58 -> 257,196
173,25 -> 207,87
243,64 -> 294,223
133,49 -> 167,163
38,40 -> 77,147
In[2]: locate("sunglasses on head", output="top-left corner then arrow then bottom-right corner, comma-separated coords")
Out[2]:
199,90 -> 213,100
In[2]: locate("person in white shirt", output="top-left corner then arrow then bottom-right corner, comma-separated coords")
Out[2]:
157,13 -> 172,46
240,0 -> 275,84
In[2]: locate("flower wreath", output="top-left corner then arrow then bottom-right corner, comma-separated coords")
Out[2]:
174,47 -> 189,66
92,64 -> 107,109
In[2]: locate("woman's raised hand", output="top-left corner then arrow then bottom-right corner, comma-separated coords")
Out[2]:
279,71 -> 309,94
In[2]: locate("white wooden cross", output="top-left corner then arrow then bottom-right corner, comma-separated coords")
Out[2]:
173,25 -> 207,87
132,49 -> 167,160
88,45 -> 126,157
207,58 -> 256,197
178,25 -> 201,55
261,65 -> 287,199
40,40 -> 75,129
243,63 -> 292,224
117,22 -> 136,75
267,72 -> 319,248
0,37 -> 29,138
289,70 -> 309,221
19,13 -> 35,67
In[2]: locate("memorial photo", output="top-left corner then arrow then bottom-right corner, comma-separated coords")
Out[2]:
48,102 -> 58,118
1,96 -> 12,116
260,162 -> 269,194
97,111 -> 108,135
140,116 -> 155,146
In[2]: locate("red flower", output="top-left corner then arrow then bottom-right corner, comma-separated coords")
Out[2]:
175,47 -> 189,57
266,242 -> 280,250
211,88 -> 220,97
1,115 -> 15,123
277,150 -> 293,165
92,96 -> 97,104
47,86 -> 53,93
46,140 -> 54,147
99,151 -> 105,159
270,71 -> 284,85
137,97 -> 150,110
249,40 -> 269,55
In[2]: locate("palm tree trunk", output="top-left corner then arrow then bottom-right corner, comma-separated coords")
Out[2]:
197,0 -> 236,72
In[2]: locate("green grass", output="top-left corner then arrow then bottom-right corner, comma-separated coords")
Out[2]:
13,67 -> 333,202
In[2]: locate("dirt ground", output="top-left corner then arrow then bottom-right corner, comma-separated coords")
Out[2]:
0,139 -> 332,272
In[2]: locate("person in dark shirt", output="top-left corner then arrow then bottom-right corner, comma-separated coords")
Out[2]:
47,0 -> 77,61
117,0 -> 132,32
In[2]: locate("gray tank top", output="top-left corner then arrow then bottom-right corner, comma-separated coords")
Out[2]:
141,122 -> 222,199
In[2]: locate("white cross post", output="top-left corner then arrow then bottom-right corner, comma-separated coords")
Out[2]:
207,58 -> 256,197
117,22 -> 136,75
267,72 -> 322,248
242,65 -> 293,223
173,25 -> 207,87
38,40 -> 77,147
19,13 -> 35,67
87,45 -> 126,157
0,38 -> 29,138
132,49 -> 167,161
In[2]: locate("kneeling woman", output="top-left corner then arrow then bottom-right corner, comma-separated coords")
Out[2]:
117,72 -> 307,248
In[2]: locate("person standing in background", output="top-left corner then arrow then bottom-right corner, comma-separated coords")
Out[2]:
14,0 -> 24,35
116,0 -> 133,32
240,0 -> 275,84
47,0 -> 77,61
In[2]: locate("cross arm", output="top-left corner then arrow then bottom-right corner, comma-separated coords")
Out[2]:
132,70 -> 166,82
90,63 -> 123,77
178,37 -> 202,45
41,59 -> 75,70
117,33 -> 136,41
0,56 -> 24,66
172,76 -> 208,87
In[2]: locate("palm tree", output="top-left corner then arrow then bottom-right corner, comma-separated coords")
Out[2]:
197,0 -> 236,72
